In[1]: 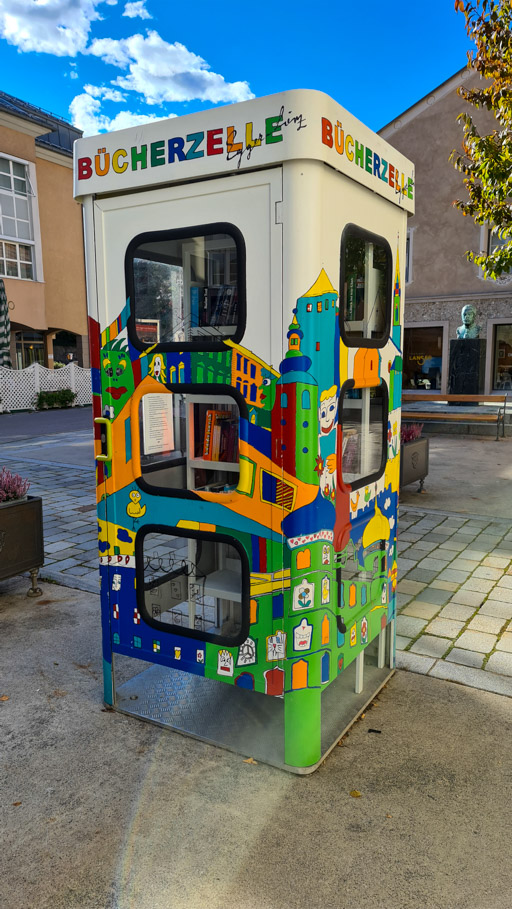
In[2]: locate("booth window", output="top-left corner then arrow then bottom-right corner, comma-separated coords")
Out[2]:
137,386 -> 241,496
127,225 -> 245,350
339,382 -> 387,488
340,225 -> 391,345
136,526 -> 248,644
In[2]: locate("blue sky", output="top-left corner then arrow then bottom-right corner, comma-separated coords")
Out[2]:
0,0 -> 474,136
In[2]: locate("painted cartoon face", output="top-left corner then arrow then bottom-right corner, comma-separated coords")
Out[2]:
149,353 -> 166,383
129,490 -> 141,504
101,343 -> 135,419
259,369 -> 277,411
319,395 -> 337,434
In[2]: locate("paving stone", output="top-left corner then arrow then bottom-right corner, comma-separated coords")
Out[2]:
436,568 -> 471,584
439,540 -> 468,552
430,661 -> 512,696
401,601 -> 440,620
481,585 -> 512,602
449,589 -> 486,608
412,587 -> 452,606
449,558 -> 486,573
485,651 -> 512,677
424,532 -> 457,543
483,556 -> 511,569
445,648 -> 484,669
467,614 -> 507,635
455,630 -> 498,653
495,632 -> 512,653
396,580 -> 427,596
430,580 -> 459,592
423,549 -> 454,563
416,557 -> 451,572
405,568 -> 440,583
459,549 -> 487,562
497,575 -> 512,589
398,532 -> 424,542
410,635 -> 451,658
460,578 -> 496,594
396,593 -> 413,609
438,603 -> 475,622
472,566 -> 504,581
397,557 -> 417,573
479,600 -> 512,620
493,545 -> 512,557
395,615 -> 428,638
396,651 -> 436,674
395,635 -> 412,651
425,616 -> 465,638
49,557 -> 82,571
408,540 -> 438,553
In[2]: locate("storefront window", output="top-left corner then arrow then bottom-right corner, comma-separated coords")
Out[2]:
493,324 -> 512,390
15,330 -> 44,369
403,326 -> 443,390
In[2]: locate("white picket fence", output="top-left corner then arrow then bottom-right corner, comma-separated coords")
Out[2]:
0,362 -> 92,412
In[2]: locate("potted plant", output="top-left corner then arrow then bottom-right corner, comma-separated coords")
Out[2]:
0,467 -> 43,596
400,422 -> 429,493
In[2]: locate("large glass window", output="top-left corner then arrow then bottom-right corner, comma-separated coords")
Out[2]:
138,389 -> 240,494
136,527 -> 248,644
493,324 -> 512,390
403,326 -> 443,390
339,383 -> 387,487
0,157 -> 34,280
340,226 -> 391,344
127,226 -> 245,350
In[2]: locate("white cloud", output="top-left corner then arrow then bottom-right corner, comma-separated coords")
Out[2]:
70,69 -> 79,79
88,30 -> 254,104
69,87 -> 170,135
0,0 -> 107,57
83,83 -> 126,102
123,1 -> 151,19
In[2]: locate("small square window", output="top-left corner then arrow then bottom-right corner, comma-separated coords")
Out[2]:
127,225 -> 245,351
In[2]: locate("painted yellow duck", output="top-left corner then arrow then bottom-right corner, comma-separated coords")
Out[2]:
127,489 -> 146,522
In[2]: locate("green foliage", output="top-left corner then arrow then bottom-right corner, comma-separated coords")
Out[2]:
452,0 -> 512,278
35,388 -> 77,409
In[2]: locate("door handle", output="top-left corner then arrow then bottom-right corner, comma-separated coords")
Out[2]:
94,417 -> 112,462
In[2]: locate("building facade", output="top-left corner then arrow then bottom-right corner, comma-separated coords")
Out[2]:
0,92 -> 88,369
380,69 -> 512,394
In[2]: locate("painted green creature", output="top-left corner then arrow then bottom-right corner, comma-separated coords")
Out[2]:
101,337 -> 135,419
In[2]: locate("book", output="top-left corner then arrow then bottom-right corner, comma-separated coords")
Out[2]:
202,409 -> 230,460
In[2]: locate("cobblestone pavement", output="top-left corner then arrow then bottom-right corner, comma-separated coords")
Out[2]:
2,440 -> 512,697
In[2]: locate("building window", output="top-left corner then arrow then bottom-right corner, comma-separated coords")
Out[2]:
340,224 -> 391,346
0,157 -> 35,280
403,326 -> 443,390
15,330 -> 44,369
493,324 -> 512,390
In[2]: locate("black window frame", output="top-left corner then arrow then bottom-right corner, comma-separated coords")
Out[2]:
135,523 -> 250,646
339,223 -> 392,349
338,378 -> 388,491
126,222 -> 247,353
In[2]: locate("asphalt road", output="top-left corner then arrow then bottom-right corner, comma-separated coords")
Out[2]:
0,406 -> 94,468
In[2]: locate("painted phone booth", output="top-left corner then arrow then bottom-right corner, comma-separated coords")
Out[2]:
74,90 -> 414,772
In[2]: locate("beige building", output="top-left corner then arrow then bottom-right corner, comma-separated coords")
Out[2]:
0,92 -> 88,369
380,69 -> 512,394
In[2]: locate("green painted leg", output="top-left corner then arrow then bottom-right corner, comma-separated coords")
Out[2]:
103,657 -> 114,706
284,687 -> 322,769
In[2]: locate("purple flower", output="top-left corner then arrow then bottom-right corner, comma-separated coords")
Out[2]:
0,467 -> 30,502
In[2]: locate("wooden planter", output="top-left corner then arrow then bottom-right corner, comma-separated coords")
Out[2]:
0,495 -> 44,596
400,437 -> 429,493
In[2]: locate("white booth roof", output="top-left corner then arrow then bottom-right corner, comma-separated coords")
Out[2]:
73,89 -> 414,214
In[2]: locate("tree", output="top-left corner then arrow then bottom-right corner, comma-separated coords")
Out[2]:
452,0 -> 512,279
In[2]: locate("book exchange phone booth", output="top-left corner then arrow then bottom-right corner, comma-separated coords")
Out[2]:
74,90 -> 414,772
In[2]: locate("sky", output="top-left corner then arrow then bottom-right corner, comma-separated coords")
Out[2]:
0,0 -> 475,137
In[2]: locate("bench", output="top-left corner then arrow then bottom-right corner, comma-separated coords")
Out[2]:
402,393 -> 508,441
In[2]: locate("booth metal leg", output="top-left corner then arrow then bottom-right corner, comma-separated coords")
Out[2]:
355,652 -> 364,694
377,628 -> 387,668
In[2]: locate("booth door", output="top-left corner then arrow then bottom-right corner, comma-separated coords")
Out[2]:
93,168 -> 283,670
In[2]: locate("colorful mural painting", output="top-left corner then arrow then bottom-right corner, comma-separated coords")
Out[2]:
76,89 -> 413,771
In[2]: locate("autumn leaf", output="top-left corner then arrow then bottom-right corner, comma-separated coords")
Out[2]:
243,757 -> 258,764
454,0 -> 465,11
12,802 -> 22,807
0,695 -> 9,702
350,790 -> 362,798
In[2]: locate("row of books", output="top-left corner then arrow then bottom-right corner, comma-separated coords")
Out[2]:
190,285 -> 239,328
202,409 -> 239,462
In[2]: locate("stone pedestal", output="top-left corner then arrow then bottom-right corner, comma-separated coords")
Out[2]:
449,339 -> 486,396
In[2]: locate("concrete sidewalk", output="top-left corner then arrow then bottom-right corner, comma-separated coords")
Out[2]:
1,574 -> 512,909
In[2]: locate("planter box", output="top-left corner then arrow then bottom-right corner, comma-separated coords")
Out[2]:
0,495 -> 44,595
400,437 -> 429,492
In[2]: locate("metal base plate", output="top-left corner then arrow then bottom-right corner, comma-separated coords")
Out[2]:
115,659 -> 394,773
